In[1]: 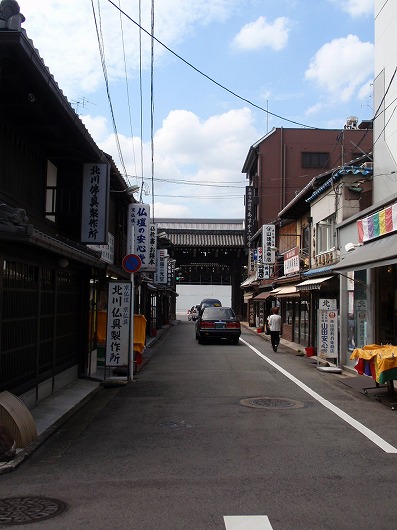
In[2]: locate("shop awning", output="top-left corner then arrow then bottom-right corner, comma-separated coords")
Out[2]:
253,291 -> 276,301
296,276 -> 333,291
332,234 -> 397,273
274,285 -> 299,298
241,275 -> 260,288
244,292 -> 255,300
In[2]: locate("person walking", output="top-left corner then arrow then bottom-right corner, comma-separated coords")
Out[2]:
267,306 -> 282,352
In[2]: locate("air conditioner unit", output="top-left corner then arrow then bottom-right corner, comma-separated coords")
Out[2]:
345,116 -> 358,129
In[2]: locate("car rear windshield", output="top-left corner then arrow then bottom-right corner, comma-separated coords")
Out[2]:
202,308 -> 235,320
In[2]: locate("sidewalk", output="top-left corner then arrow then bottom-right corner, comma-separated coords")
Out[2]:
0,322 -> 175,474
240,321 -> 307,355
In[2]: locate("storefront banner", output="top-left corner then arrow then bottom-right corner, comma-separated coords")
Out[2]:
146,223 -> 157,272
88,232 -> 114,264
284,247 -> 299,274
319,298 -> 337,310
262,224 -> 276,264
355,310 -> 367,349
156,249 -> 168,284
357,202 -> 397,242
249,248 -> 256,274
105,282 -> 132,367
244,186 -> 255,248
127,203 -> 151,269
81,163 -> 109,244
317,309 -> 338,359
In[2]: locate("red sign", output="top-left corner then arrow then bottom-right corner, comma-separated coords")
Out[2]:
122,254 -> 142,273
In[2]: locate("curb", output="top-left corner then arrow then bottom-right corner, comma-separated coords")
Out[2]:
0,386 -> 103,475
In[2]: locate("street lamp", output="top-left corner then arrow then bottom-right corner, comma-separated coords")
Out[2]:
110,184 -> 140,195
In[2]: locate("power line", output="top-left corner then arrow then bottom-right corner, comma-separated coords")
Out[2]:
91,0 -> 128,178
106,0 -> 317,130
118,0 -> 138,183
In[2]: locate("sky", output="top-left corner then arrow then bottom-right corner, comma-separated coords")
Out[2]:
19,0 -> 374,220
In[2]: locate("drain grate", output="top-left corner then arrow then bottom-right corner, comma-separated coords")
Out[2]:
240,397 -> 304,409
0,497 -> 67,526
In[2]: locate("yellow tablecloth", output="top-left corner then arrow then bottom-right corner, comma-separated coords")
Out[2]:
350,344 -> 397,384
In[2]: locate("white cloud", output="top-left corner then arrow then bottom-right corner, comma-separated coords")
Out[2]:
80,106 -> 257,218
232,16 -> 290,51
306,102 -> 324,116
153,202 -> 192,218
21,0 -> 238,99
329,0 -> 374,18
305,35 -> 374,102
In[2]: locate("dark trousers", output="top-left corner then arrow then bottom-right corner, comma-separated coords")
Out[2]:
270,331 -> 280,350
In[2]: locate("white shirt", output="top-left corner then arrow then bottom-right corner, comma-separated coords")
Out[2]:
268,314 -> 282,332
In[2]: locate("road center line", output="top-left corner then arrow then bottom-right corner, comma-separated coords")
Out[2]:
224,515 -> 273,529
240,337 -> 397,454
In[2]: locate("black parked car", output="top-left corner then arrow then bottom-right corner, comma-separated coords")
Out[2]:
198,298 -> 222,315
195,306 -> 240,345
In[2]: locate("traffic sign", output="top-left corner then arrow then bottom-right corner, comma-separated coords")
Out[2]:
122,253 -> 142,273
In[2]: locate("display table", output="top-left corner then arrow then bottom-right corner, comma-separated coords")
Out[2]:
350,344 -> 397,385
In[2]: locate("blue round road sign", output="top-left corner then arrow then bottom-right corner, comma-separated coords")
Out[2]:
122,253 -> 142,273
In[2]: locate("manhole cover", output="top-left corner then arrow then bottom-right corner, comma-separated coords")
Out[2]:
0,497 -> 67,525
240,397 -> 304,409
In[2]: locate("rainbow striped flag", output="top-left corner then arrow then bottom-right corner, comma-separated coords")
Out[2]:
357,203 -> 397,242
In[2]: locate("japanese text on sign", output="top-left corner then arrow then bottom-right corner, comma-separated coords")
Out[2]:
284,247 -> 300,275
317,309 -> 338,359
105,282 -> 131,367
262,224 -> 276,264
81,163 -> 109,244
156,249 -> 168,284
245,186 -> 255,248
128,203 -> 150,269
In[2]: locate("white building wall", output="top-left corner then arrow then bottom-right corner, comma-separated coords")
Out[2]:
373,0 -> 397,204
176,285 -> 232,315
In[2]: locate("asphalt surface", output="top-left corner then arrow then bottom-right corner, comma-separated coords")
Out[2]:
1,319 -> 397,529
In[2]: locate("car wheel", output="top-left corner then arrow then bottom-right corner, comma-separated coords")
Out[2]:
232,338 -> 239,345
198,336 -> 205,344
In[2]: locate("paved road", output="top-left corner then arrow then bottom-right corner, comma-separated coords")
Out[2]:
2,320 -> 397,529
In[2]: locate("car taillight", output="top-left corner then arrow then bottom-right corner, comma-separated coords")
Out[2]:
200,321 -> 214,329
226,322 -> 240,329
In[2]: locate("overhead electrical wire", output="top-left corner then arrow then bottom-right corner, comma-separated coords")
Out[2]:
150,0 -> 155,219
91,0 -> 128,178
106,0 -> 317,130
118,0 -> 138,182
138,0 -> 145,201
99,1 -> 378,205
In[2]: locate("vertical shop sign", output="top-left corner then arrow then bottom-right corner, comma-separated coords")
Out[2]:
284,247 -> 299,275
81,163 -> 109,244
167,258 -> 175,286
263,265 -> 273,279
105,282 -> 131,367
244,186 -> 255,247
355,299 -> 367,348
249,248 -> 256,274
256,246 -> 264,280
146,223 -> 157,272
317,308 -> 338,359
156,249 -> 168,284
262,224 -> 276,264
88,232 -> 114,264
127,203 -> 150,269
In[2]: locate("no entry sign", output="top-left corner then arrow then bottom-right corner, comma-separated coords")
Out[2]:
122,253 -> 142,273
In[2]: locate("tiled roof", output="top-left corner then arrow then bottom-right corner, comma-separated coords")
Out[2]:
306,165 -> 373,203
161,229 -> 244,248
